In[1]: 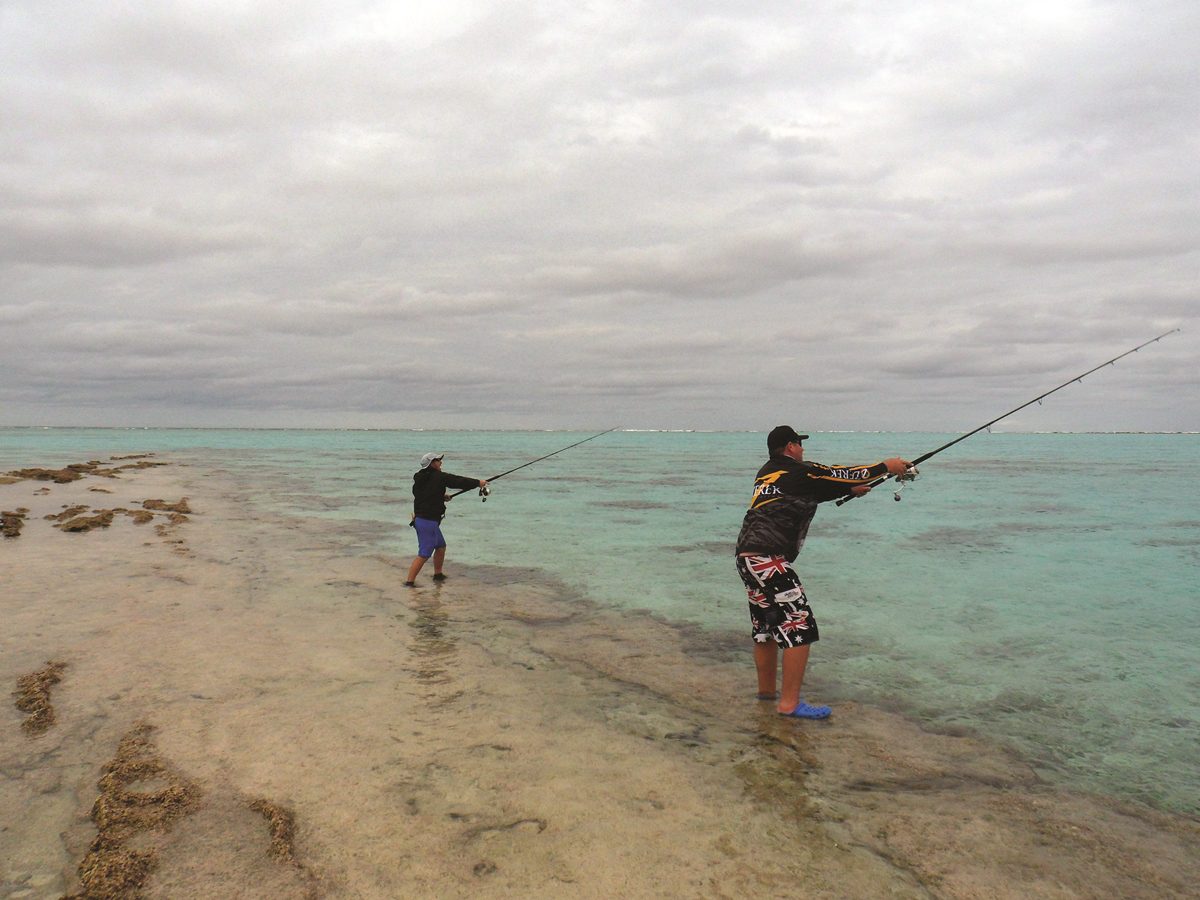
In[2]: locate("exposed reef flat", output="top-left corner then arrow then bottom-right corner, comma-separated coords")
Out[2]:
4,458 -> 168,485
65,723 -> 202,900
0,456 -> 193,551
1,457 -> 1196,898
2,507 -> 28,538
13,661 -> 68,735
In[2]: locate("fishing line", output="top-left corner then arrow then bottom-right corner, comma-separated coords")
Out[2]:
837,328 -> 1180,506
445,427 -> 620,501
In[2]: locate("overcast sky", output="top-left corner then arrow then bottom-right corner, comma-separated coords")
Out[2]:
2,0 -> 1196,431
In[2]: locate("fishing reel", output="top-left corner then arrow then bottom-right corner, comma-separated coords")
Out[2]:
893,465 -> 919,501
479,484 -> 491,502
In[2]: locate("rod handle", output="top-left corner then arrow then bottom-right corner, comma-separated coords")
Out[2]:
835,475 -> 890,506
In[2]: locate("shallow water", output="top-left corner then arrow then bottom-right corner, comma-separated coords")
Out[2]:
2,426 -> 1197,815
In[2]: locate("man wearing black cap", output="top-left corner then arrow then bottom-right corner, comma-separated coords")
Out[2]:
735,426 -> 909,719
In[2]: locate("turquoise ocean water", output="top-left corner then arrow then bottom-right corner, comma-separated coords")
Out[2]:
3,427 -> 1197,815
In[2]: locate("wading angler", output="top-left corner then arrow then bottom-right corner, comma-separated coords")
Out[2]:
404,453 -> 488,587
735,426 -> 909,719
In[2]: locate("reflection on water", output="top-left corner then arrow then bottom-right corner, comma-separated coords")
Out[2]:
405,596 -> 458,686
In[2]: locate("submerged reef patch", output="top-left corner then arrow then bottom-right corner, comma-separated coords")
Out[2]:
7,465 -> 93,484
55,510 -> 118,533
39,503 -> 187,535
142,498 -> 192,515
2,507 -> 29,538
45,505 -> 91,522
248,798 -> 299,863
66,723 -> 202,900
3,457 -> 169,486
14,660 -> 68,735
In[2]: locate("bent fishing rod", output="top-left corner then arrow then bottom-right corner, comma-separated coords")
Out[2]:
446,427 -> 620,501
836,328 -> 1180,506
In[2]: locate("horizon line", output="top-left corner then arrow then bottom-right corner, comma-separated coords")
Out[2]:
1,425 -> 1196,436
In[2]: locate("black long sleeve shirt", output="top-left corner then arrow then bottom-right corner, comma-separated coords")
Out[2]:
412,468 -> 481,521
735,455 -> 889,561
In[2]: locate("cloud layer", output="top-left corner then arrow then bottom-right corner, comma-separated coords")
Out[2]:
2,0 -> 1195,430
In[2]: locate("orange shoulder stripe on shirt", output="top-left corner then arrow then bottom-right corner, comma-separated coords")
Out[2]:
805,463 -> 878,483
748,470 -> 787,508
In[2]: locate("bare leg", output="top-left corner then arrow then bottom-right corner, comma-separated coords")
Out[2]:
753,641 -> 778,697
405,556 -> 427,584
432,546 -> 446,576
778,644 -> 811,714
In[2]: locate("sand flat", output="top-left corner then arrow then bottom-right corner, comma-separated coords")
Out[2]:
1,458 -> 1196,898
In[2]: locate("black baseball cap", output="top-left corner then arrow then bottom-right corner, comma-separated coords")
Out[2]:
767,425 -> 809,453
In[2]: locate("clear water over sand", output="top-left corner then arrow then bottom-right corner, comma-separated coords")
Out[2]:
1,442 -> 1198,897
3,427 -> 1195,815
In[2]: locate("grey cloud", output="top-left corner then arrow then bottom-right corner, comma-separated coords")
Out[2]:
1,1 -> 1195,431
0,211 -> 258,268
522,230 -> 886,299
0,301 -> 48,326
966,235 -> 1195,267
188,287 -> 532,341
20,321 -> 228,360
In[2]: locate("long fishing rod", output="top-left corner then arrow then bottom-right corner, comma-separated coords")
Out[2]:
446,427 -> 620,501
836,328 -> 1180,506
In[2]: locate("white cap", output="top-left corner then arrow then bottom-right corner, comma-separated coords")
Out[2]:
419,452 -> 444,469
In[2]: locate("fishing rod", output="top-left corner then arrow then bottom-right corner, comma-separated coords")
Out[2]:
836,328 -> 1180,506
446,427 -> 620,501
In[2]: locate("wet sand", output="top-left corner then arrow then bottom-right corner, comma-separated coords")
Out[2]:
1,458 -> 1197,898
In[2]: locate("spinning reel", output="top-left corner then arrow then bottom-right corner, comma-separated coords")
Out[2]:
893,465 -> 919,501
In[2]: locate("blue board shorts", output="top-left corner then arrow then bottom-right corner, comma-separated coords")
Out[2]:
736,554 -> 820,648
412,517 -> 447,558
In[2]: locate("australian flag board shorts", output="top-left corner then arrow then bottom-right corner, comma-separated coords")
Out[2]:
736,555 -> 819,648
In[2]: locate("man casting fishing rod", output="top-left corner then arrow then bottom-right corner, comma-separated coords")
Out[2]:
404,429 -> 617,587
741,330 -> 1178,719
404,453 -> 488,587
736,426 -> 909,720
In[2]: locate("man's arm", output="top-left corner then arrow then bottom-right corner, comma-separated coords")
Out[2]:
441,471 -> 486,492
802,458 -> 910,501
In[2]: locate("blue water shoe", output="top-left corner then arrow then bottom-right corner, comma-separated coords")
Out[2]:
779,701 -> 832,720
